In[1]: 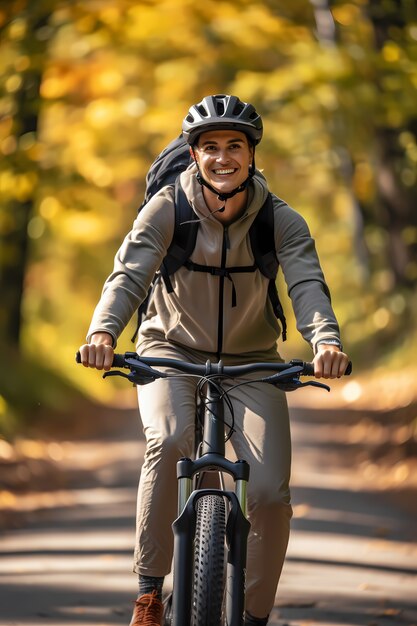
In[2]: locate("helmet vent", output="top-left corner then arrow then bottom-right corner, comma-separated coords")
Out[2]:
233,101 -> 244,116
196,104 -> 208,117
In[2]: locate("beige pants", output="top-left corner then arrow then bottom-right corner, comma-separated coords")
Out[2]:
133,339 -> 292,618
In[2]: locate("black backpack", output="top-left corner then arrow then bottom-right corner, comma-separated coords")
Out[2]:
132,136 -> 287,342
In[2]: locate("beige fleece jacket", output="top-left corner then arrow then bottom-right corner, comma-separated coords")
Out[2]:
87,164 -> 341,356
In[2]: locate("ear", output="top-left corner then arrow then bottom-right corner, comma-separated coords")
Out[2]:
190,146 -> 200,167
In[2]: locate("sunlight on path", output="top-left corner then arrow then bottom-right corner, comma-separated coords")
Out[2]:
0,407 -> 416,626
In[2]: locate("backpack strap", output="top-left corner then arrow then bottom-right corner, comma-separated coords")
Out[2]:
249,193 -> 279,279
131,179 -> 197,342
183,260 -> 257,308
268,280 -> 287,341
249,193 -> 287,341
159,179 -> 199,293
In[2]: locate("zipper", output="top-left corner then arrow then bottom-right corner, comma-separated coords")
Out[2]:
216,226 -> 229,357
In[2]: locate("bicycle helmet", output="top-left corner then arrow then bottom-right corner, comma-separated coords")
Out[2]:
182,95 -> 263,202
182,94 -> 263,146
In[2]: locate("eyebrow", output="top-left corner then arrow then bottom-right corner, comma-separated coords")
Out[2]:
199,137 -> 245,147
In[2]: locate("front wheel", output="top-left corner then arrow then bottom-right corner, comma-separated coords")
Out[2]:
192,494 -> 227,626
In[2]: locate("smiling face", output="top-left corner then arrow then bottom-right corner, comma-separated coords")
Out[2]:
194,129 -> 254,196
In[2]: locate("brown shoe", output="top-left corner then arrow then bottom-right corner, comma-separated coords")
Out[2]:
129,590 -> 163,626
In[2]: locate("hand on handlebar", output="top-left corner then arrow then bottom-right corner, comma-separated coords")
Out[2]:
78,332 -> 114,371
313,344 -> 350,379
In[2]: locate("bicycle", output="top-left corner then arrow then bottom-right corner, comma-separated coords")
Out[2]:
77,351 -> 351,625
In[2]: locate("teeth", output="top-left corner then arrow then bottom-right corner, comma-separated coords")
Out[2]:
214,169 -> 235,175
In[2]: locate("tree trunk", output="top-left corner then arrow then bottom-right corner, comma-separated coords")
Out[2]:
368,0 -> 417,288
0,7 -> 48,349
311,0 -> 371,280
312,0 -> 417,288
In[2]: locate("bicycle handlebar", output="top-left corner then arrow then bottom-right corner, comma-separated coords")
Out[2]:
111,353 -> 312,375
76,351 -> 352,391
109,352 -> 351,376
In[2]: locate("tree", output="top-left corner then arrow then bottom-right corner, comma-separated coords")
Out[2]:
0,2 -> 52,349
1,0 -> 417,432
366,0 -> 417,288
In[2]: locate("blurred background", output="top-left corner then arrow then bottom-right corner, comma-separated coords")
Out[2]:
0,0 -> 416,456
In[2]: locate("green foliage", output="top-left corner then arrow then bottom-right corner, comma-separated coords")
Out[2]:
1,0 -> 417,433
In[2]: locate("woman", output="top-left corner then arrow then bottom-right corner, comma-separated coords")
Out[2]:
79,94 -> 349,626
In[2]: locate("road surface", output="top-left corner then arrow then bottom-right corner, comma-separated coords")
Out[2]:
0,391 -> 416,625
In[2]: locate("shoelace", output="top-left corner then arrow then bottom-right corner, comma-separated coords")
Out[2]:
132,591 -> 163,626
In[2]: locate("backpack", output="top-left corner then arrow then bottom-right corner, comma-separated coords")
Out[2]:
132,136 -> 287,343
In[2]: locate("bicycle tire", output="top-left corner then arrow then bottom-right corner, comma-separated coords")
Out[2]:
192,494 -> 227,626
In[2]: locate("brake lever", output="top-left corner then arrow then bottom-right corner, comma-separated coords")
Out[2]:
273,379 -> 330,392
124,357 -> 168,379
261,365 -> 304,385
303,380 -> 330,392
103,370 -> 156,386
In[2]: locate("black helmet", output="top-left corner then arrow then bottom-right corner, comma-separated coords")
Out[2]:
182,94 -> 263,146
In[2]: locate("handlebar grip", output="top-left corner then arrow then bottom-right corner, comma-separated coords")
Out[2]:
303,361 -> 352,376
75,350 -> 126,368
303,362 -> 315,376
112,353 -> 126,368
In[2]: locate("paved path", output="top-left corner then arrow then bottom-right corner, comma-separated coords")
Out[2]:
0,395 -> 416,626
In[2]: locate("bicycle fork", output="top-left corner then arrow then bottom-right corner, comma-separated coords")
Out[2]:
171,378 -> 251,626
